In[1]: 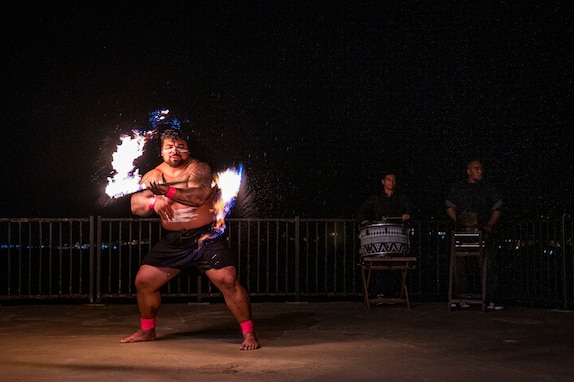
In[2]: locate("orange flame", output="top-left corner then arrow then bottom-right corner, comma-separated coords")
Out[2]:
200,166 -> 243,244
105,131 -> 151,198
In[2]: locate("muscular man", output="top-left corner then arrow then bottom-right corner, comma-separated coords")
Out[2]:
120,129 -> 260,350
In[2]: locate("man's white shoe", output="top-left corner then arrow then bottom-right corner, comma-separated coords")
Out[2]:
487,302 -> 504,310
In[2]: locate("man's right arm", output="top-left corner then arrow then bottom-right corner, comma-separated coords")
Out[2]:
446,207 -> 457,223
131,169 -> 164,217
445,185 -> 458,223
445,196 -> 457,223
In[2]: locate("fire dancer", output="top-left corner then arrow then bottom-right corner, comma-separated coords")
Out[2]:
120,128 -> 260,350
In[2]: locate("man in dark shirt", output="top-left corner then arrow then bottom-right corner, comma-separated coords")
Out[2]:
446,159 -> 504,310
359,172 -> 411,225
358,172 -> 411,300
446,159 -> 503,232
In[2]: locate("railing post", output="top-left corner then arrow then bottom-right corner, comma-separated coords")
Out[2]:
89,216 -> 95,304
294,216 -> 300,301
561,213 -> 569,310
95,216 -> 102,304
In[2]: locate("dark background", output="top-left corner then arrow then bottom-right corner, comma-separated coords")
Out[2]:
2,1 -> 572,220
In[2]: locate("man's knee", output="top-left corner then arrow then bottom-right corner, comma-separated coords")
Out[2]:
216,273 -> 238,289
134,265 -> 173,291
134,272 -> 152,290
208,267 -> 241,290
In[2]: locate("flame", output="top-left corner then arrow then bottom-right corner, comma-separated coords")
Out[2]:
200,166 -> 243,244
105,131 -> 151,198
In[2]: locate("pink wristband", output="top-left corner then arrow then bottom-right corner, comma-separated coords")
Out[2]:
240,319 -> 254,334
149,198 -> 156,211
165,186 -> 177,199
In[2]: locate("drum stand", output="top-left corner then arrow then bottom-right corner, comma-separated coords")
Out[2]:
448,231 -> 487,311
359,256 -> 417,309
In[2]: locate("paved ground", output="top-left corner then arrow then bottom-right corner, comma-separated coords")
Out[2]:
0,301 -> 572,381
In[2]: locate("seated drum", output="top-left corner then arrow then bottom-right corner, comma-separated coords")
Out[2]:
359,218 -> 409,258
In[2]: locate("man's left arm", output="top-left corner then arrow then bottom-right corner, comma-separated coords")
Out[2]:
149,183 -> 215,207
484,187 -> 503,232
400,195 -> 412,221
484,209 -> 502,233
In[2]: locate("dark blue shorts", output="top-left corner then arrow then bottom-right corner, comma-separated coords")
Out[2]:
141,225 -> 236,272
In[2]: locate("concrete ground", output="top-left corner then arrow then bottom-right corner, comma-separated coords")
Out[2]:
0,301 -> 572,382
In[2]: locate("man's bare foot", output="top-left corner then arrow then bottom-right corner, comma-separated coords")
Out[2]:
120,328 -> 156,343
240,332 -> 261,350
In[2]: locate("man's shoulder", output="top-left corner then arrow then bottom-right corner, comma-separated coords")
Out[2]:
389,191 -> 409,201
479,181 -> 501,197
479,180 -> 498,188
452,179 -> 483,190
184,158 -> 212,172
141,167 -> 164,183
455,179 -> 469,187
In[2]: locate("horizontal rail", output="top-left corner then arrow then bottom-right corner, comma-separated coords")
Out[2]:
0,216 -> 572,309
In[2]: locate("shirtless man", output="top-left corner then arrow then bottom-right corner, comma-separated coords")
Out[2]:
120,129 -> 260,350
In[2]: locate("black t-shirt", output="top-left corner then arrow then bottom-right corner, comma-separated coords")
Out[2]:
359,192 -> 411,222
445,180 -> 503,226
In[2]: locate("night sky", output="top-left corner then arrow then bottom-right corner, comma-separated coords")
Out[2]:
2,1 -> 572,220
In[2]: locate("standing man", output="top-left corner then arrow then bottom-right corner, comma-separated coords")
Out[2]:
446,159 -> 502,233
359,172 -> 411,225
446,159 -> 504,310
120,128 -> 260,350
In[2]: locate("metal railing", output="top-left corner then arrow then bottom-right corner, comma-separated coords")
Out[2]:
0,217 -> 94,301
1,216 -> 573,309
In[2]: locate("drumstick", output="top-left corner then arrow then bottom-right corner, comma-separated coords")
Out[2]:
381,216 -> 404,222
157,180 -> 188,186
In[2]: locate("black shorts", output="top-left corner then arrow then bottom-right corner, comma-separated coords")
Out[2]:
141,225 -> 236,273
